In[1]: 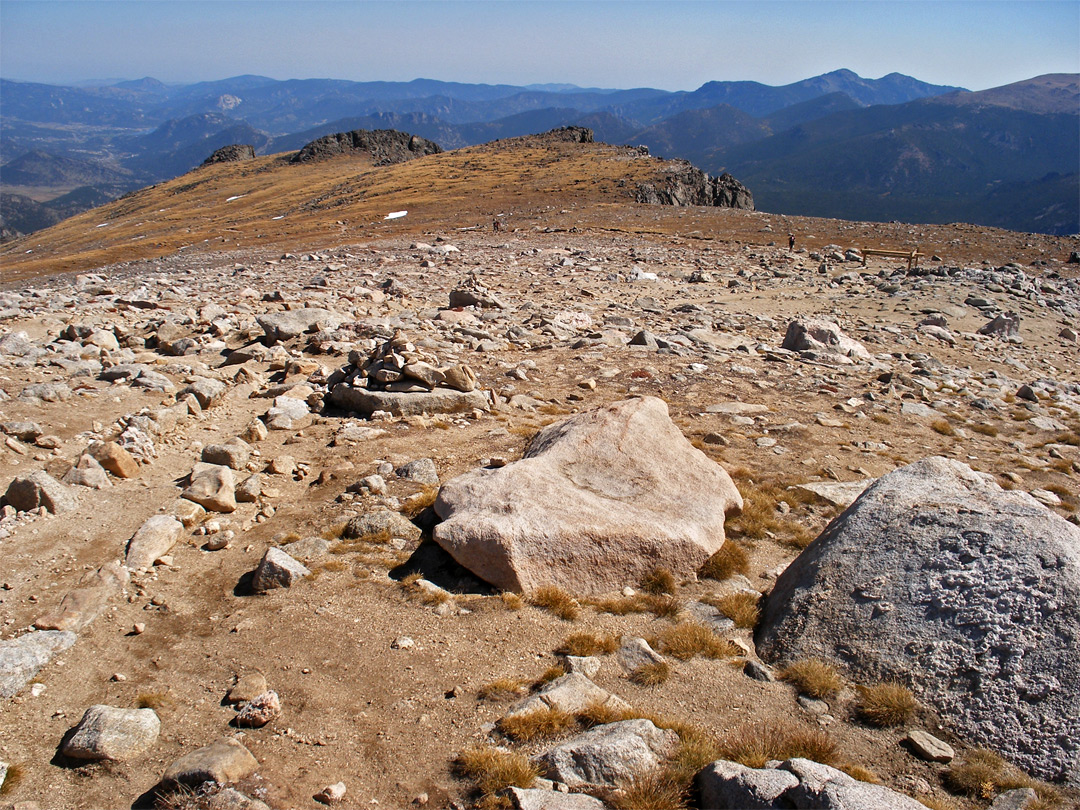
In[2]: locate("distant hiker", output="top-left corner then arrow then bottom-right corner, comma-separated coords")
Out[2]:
788,233 -> 795,251
492,219 -> 501,233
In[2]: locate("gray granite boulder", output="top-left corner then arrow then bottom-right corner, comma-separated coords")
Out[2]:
125,515 -> 184,571
161,737 -> 258,786
697,758 -> 926,809
328,385 -> 488,417
756,457 -> 1080,786
61,705 -> 160,760
536,719 -> 678,787
251,547 -> 310,591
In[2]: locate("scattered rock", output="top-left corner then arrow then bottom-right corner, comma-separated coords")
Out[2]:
0,630 -> 77,698
251,547 -> 310,591
506,787 -> 606,810
161,737 -> 259,787
88,441 -> 140,479
536,719 -> 678,787
434,397 -> 743,594
33,561 -> 129,632
343,510 -> 421,543
903,729 -> 955,763
235,690 -> 281,727
183,463 -> 237,513
504,673 -> 628,720
125,515 -> 184,572
3,471 -> 79,514
226,673 -> 268,705
60,705 -> 160,761
314,781 -> 347,804
781,319 -> 872,362
697,757 -> 926,809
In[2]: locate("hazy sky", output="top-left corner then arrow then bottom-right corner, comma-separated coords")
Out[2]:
2,1 -> 1077,92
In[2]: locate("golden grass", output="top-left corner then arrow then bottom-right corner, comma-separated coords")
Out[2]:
0,762 -> 24,796
970,423 -> 1000,437
1055,431 -> 1080,446
779,659 -> 843,698
497,707 -> 576,742
641,594 -> 685,620
629,661 -> 671,687
135,691 -> 175,711
455,746 -> 540,796
534,665 -> 568,687
655,623 -> 738,661
320,521 -> 348,541
576,701 -> 631,728
477,678 -> 528,701
726,479 -> 817,549
855,682 -> 919,727
501,592 -> 524,611
703,591 -> 761,629
838,762 -> 881,784
530,585 -> 581,621
699,541 -> 750,581
931,419 -> 956,436
639,567 -> 676,595
557,632 -> 618,657
944,749 -> 1062,806
400,485 -> 440,518
717,721 -> 839,769
610,770 -> 688,810
918,797 -> 961,810
400,573 -> 452,606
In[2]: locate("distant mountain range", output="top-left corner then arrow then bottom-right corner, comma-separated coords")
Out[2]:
1,70 -> 1077,238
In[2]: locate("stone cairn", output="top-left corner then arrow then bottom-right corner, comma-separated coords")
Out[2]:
339,331 -> 477,394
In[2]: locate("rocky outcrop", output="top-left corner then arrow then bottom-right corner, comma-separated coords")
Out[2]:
636,161 -> 753,210
201,144 -> 256,166
433,397 -> 743,594
756,457 -> 1080,786
291,129 -> 442,165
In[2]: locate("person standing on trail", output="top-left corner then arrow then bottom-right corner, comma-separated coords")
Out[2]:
788,233 -> 796,251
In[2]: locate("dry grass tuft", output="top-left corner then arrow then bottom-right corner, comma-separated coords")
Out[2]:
1055,431 -> 1080,446
577,701 -> 633,728
629,661 -> 671,687
640,567 -> 676,595
704,591 -> 761,629
135,691 -> 174,711
717,721 -> 839,769
779,659 -> 843,699
0,762 -> 25,796
699,541 -> 749,581
477,677 -> 529,701
838,762 -> 881,784
497,706 -> 576,742
666,724 -> 722,782
656,623 -> 738,661
320,521 -> 348,541
944,749 -> 1062,806
501,592 -> 524,611
400,485 -> 440,518
918,798 -> 961,810
931,419 -> 956,436
530,585 -> 581,621
533,664 -> 568,688
557,632 -> 618,657
610,770 -> 688,810
970,423 -> 999,437
855,682 -> 919,727
456,746 -> 540,796
640,594 -> 684,620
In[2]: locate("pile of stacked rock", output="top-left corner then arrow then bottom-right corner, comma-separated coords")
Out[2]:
326,331 -> 488,417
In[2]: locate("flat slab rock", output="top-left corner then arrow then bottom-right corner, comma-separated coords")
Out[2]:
328,384 -> 488,417
0,630 -> 77,698
506,787 -> 607,810
756,456 -> 1080,786
697,757 -> 926,809
33,561 -> 129,633
433,397 -> 743,594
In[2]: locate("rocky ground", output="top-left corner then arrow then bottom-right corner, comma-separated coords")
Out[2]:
1,215 -> 1078,810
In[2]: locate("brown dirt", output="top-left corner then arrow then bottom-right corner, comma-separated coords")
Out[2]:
1,145 -> 1078,810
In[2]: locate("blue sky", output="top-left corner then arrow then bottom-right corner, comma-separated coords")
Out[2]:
2,1 -> 1077,91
